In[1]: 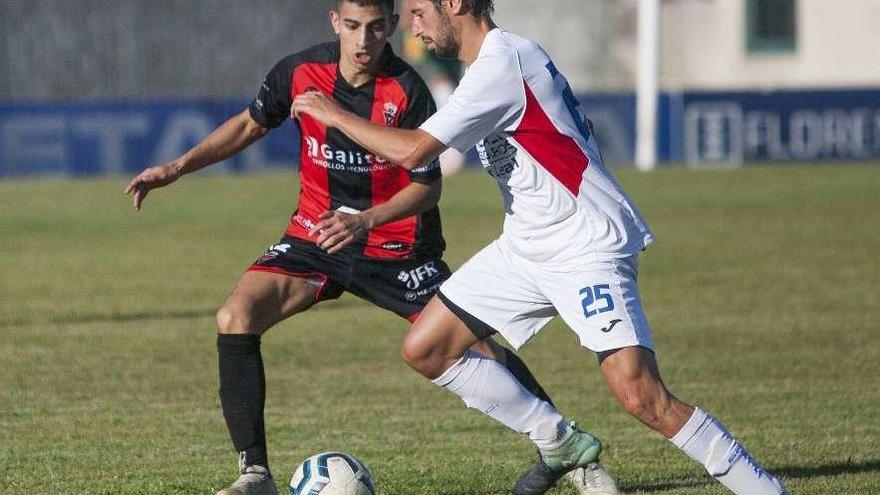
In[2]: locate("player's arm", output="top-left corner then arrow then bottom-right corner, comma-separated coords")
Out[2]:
124,109 -> 269,210
292,92 -> 446,171
309,179 -> 441,254
293,44 -> 522,171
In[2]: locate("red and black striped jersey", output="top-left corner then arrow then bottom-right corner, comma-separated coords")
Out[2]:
249,42 -> 445,260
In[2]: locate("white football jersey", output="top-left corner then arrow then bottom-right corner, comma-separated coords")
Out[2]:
420,29 -> 654,267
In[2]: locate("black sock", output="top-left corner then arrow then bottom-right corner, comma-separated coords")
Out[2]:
218,334 -> 269,470
498,347 -> 556,408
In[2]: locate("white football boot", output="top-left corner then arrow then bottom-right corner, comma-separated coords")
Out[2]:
216,454 -> 279,495
565,463 -> 620,495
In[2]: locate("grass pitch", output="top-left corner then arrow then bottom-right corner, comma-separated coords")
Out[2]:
1,164 -> 878,494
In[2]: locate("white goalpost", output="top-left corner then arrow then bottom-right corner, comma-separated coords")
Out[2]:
636,0 -> 660,171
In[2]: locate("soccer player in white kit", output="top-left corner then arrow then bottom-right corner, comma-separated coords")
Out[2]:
293,1 -> 790,494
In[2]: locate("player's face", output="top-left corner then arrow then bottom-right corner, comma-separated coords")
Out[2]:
410,0 -> 460,59
331,2 -> 399,72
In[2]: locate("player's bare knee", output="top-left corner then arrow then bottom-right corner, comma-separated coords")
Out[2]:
401,331 -> 444,378
401,332 -> 430,371
215,306 -> 233,333
215,304 -> 257,334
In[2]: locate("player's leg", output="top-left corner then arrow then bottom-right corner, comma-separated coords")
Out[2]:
599,347 -> 787,495
597,347 -> 691,436
402,297 -> 574,448
402,296 -> 602,495
217,271 -> 318,495
217,269 -> 320,336
348,254 -> 556,406
400,242 -> 606,495
215,270 -> 321,495
545,254 -> 786,494
476,338 -> 555,406
217,272 -> 319,453
217,238 -> 346,493
556,255 -> 786,494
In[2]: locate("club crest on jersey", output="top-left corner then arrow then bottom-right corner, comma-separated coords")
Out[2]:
383,102 -> 399,127
397,261 -> 439,290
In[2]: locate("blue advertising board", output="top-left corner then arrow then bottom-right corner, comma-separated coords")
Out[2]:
675,89 -> 880,165
0,100 -> 299,178
1,88 -> 878,178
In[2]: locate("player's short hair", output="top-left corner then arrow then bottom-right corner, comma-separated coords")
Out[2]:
338,0 -> 395,13
430,0 -> 494,17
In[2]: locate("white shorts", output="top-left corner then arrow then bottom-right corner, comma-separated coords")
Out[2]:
439,240 -> 654,353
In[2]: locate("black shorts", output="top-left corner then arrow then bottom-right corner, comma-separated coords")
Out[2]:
249,236 -> 452,320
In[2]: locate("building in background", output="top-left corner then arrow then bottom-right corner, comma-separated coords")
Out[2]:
1,0 -> 878,178
658,0 -> 880,165
662,0 -> 880,90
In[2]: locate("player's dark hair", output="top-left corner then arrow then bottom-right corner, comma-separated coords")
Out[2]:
338,0 -> 396,13
431,0 -> 494,18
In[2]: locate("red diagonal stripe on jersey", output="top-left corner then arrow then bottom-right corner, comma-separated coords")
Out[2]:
286,62 -> 337,241
364,75 -> 416,259
511,84 -> 589,196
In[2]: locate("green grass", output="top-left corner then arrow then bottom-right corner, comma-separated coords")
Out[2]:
1,164 -> 879,494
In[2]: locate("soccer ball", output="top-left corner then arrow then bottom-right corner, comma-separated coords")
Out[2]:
289,451 -> 375,495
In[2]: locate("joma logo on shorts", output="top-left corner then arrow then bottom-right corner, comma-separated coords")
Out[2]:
601,319 -> 622,333
397,262 -> 439,290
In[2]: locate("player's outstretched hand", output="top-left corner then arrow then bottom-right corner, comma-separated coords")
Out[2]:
309,210 -> 370,254
123,164 -> 181,210
291,91 -> 342,127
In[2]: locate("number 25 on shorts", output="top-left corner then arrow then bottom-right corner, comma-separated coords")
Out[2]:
580,284 -> 614,319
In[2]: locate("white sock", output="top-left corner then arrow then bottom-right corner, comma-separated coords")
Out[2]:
433,350 -> 568,450
670,408 -> 787,495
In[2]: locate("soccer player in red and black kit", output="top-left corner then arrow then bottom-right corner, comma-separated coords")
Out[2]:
124,1 -> 560,494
